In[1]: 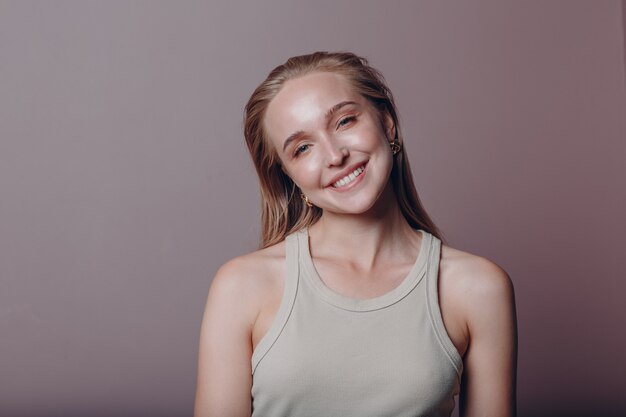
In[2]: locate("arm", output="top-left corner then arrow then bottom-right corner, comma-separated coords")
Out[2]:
459,259 -> 518,417
194,259 -> 256,417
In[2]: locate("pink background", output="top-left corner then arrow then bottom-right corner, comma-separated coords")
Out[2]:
1,1 -> 625,416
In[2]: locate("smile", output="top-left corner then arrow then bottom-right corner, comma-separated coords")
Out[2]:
331,162 -> 367,189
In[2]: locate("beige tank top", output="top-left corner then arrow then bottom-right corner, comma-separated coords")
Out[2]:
251,227 -> 463,417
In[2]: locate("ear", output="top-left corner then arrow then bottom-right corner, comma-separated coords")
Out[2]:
382,110 -> 396,141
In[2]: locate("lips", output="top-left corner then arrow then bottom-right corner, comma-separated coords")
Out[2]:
325,161 -> 368,188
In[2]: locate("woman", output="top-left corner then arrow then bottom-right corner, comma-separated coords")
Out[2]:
194,51 -> 517,417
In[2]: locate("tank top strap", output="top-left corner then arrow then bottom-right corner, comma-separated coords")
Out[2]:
250,231 -> 300,374
425,235 -> 464,375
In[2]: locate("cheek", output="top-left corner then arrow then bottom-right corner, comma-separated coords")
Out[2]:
351,119 -> 388,148
300,159 -> 323,181
284,158 -> 323,188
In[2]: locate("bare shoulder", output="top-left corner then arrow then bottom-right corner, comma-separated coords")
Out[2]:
207,240 -> 287,325
211,241 -> 285,301
195,242 -> 287,416
439,243 -> 516,332
212,241 -> 286,291
440,245 -> 513,297
438,244 -> 517,414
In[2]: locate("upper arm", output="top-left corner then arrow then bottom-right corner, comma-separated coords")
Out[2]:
459,258 -> 518,417
194,259 -> 258,417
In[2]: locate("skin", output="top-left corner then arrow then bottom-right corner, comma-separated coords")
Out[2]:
194,72 -> 517,417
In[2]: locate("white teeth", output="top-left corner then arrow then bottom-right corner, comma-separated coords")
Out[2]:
332,164 -> 365,188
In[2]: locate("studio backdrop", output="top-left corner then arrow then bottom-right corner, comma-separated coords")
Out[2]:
1,1 -> 625,416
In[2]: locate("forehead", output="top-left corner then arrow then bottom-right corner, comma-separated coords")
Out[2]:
263,71 -> 366,141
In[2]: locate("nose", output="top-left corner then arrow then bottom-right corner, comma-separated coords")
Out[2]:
323,138 -> 349,167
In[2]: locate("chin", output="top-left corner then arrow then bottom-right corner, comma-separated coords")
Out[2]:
324,196 -> 380,215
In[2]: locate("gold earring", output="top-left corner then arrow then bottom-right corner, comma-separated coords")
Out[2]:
390,140 -> 401,155
301,193 -> 313,207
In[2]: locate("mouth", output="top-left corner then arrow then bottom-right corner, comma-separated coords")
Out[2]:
329,161 -> 368,190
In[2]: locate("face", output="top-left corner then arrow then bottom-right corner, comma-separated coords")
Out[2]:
263,71 -> 396,215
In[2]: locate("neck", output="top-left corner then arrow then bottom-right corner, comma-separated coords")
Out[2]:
308,180 -> 420,270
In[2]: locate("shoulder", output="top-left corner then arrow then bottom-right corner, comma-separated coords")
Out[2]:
213,240 -> 286,287
195,240 -> 288,416
440,243 -> 513,296
438,243 -> 517,413
207,239 -> 287,323
439,243 -> 516,332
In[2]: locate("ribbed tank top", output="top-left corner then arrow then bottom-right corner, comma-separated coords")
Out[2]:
251,227 -> 463,417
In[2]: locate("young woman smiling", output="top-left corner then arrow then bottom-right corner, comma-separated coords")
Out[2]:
194,52 -> 517,417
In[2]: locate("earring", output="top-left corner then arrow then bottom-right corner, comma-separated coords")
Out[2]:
301,193 -> 313,208
389,140 -> 401,155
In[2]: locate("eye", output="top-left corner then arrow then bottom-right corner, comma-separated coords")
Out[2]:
337,115 -> 356,129
293,143 -> 311,157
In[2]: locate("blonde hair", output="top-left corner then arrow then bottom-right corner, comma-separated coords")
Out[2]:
244,51 -> 444,248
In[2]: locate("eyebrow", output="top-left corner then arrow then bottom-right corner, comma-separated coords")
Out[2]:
281,100 -> 358,153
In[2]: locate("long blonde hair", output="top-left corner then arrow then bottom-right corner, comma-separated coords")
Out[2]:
244,51 -> 444,248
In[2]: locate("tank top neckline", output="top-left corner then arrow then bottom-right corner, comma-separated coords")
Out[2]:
297,227 -> 431,312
